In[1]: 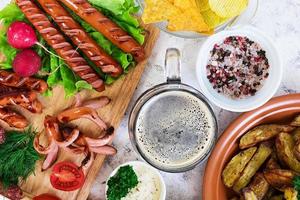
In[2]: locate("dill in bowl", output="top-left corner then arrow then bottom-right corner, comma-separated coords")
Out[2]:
106,165 -> 138,200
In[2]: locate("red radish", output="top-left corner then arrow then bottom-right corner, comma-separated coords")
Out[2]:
13,49 -> 41,77
7,21 -> 37,49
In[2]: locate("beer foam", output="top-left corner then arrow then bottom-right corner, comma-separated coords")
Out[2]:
135,90 -> 216,170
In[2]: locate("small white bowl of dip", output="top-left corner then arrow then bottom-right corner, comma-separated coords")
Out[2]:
105,161 -> 166,200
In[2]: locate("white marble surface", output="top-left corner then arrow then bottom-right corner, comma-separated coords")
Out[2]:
86,0 -> 300,199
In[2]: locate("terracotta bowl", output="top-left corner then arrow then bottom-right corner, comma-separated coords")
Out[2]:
202,93 -> 300,200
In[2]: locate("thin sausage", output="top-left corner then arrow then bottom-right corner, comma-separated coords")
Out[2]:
0,70 -> 48,93
16,0 -> 105,92
58,0 -> 145,62
0,107 -> 28,128
37,0 -> 123,77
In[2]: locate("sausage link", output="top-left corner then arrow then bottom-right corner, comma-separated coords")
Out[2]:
0,91 -> 42,113
0,107 -> 28,129
58,0 -> 145,62
37,0 -> 123,77
16,0 -> 105,92
0,70 -> 48,93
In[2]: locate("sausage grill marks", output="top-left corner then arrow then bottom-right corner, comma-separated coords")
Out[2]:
37,0 -> 123,77
0,72 -> 46,128
0,107 -> 28,129
58,0 -> 145,62
0,70 -> 48,93
16,0 -> 105,92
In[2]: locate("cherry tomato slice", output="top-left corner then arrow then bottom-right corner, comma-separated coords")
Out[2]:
33,194 -> 61,200
50,161 -> 85,191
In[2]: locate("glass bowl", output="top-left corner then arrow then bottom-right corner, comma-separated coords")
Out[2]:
136,0 -> 259,39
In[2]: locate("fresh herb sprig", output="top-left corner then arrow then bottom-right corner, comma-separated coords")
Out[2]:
293,176 -> 300,199
0,128 -> 40,188
107,165 -> 138,200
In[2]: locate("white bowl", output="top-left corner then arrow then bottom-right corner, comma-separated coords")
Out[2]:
105,161 -> 166,200
196,26 -> 283,112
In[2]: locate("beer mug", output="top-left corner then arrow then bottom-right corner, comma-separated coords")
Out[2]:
129,48 -> 218,172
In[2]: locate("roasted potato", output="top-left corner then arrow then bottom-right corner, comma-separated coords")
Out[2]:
292,128 -> 300,141
291,114 -> 300,126
222,147 -> 257,188
247,173 -> 269,200
266,154 -> 281,170
292,128 -> 300,161
239,125 -> 295,149
270,195 -> 284,200
284,188 -> 298,200
263,169 -> 296,191
276,132 -> 300,172
233,143 -> 272,192
243,188 -> 258,200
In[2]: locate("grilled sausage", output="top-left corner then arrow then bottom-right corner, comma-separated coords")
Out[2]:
0,90 -> 43,113
16,0 -> 105,92
37,0 -> 123,77
0,107 -> 28,128
58,0 -> 145,62
0,70 -> 48,93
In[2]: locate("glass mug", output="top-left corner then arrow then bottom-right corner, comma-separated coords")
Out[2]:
129,48 -> 218,172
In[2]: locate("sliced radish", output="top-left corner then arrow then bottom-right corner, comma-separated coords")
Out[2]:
13,49 -> 41,77
7,21 -> 37,49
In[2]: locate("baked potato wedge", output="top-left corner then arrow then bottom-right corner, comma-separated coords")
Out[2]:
233,143 -> 272,192
266,154 -> 281,170
242,188 -> 258,200
263,169 -> 296,191
270,195 -> 284,200
284,188 -> 298,200
222,147 -> 257,188
276,132 -> 300,172
239,125 -> 294,149
291,114 -> 300,126
293,128 -> 300,161
247,173 -> 269,200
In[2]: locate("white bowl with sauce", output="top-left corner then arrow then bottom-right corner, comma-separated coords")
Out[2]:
196,26 -> 283,112
105,161 -> 166,200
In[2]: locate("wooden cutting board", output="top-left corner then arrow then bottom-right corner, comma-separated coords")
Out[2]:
15,24 -> 159,200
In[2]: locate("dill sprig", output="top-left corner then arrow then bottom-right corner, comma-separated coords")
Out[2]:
0,128 -> 40,188
293,176 -> 300,200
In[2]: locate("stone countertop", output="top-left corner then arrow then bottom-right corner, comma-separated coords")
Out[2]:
89,0 -> 300,199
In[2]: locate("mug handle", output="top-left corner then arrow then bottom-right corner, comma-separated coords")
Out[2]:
165,48 -> 181,83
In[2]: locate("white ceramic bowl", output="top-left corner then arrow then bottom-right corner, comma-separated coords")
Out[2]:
105,161 -> 166,200
196,26 -> 283,112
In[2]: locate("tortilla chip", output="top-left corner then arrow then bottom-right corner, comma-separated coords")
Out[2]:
142,0 -> 181,24
196,0 -> 210,11
168,9 -> 210,33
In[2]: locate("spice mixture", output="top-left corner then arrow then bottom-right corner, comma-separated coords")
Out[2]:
206,36 -> 270,99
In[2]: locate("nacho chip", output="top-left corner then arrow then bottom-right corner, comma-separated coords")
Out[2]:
196,0 -> 210,12
209,0 -> 248,18
143,0 -> 210,33
142,0 -> 181,24
168,9 -> 210,33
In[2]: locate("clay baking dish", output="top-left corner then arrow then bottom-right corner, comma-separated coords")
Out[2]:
202,93 -> 300,200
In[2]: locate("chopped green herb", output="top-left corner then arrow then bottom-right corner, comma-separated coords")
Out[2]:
107,165 -> 138,200
0,128 -> 40,188
293,176 -> 300,199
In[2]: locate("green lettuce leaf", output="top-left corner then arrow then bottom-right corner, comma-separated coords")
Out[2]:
0,3 -> 25,69
0,3 -> 25,27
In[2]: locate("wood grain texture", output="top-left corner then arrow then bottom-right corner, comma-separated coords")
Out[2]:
18,24 -> 159,199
